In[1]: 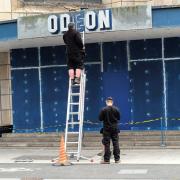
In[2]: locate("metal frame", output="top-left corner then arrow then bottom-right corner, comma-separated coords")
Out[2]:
65,70 -> 87,161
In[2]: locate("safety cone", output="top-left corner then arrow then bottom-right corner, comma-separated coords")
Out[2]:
52,135 -> 71,166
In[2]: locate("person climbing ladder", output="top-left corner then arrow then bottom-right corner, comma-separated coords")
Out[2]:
63,22 -> 85,85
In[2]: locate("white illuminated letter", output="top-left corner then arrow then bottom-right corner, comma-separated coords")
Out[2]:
85,11 -> 96,30
60,14 -> 70,32
99,10 -> 111,30
48,15 -> 58,33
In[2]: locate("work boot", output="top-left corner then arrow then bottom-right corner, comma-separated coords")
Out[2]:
71,79 -> 74,85
100,160 -> 110,164
74,77 -> 80,85
115,160 -> 120,163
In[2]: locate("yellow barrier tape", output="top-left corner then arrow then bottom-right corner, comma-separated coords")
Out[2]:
120,117 -> 162,126
6,116 -> 180,132
171,118 -> 180,121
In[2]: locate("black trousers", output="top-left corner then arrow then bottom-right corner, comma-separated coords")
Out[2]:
102,129 -> 120,162
67,58 -> 84,70
67,52 -> 84,70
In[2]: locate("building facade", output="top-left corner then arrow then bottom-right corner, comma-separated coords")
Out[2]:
0,5 -> 180,132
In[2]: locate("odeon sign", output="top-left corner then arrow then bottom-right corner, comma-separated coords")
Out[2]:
48,9 -> 112,34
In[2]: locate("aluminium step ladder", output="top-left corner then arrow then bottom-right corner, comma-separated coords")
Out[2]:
65,70 -> 86,161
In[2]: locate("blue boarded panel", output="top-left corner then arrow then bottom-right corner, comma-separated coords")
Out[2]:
103,41 -> 127,72
85,43 -> 100,62
41,67 -> 68,132
166,60 -> 180,130
84,64 -> 103,131
164,37 -> 180,58
40,46 -> 66,66
102,72 -> 131,130
11,48 -> 38,68
0,21 -> 17,41
11,69 -> 41,132
129,61 -> 164,130
153,8 -> 180,28
130,39 -> 162,60
73,11 -> 85,32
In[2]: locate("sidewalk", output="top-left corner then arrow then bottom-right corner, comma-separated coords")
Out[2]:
0,148 -> 180,164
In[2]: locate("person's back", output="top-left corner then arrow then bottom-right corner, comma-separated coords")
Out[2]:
63,22 -> 84,85
63,28 -> 83,57
99,97 -> 120,164
100,105 -> 120,130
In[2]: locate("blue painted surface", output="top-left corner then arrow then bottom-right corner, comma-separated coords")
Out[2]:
74,11 -> 85,32
0,21 -> 17,41
103,41 -> 131,130
152,7 -> 180,28
166,60 -> 180,130
129,61 -> 164,130
102,72 -> 131,130
11,69 -> 41,132
11,43 -> 104,132
10,37 -> 180,132
84,64 -> 103,131
103,41 -> 127,72
11,48 -> 39,67
164,37 -> 180,58
85,43 -> 100,62
40,46 -> 66,66
130,39 -> 162,60
41,67 -> 68,132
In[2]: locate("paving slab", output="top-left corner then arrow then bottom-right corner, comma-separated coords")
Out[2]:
0,148 -> 180,165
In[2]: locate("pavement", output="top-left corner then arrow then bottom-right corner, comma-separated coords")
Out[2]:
1,148 -> 180,179
0,148 -> 180,164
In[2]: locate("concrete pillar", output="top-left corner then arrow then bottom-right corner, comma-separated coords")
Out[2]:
0,52 -> 12,126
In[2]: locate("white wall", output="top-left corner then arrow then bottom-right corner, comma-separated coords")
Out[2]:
0,0 -> 12,21
102,0 -> 180,7
0,0 -> 11,12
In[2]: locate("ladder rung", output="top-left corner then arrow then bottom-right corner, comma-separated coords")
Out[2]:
67,132 -> 79,134
66,142 -> 78,144
69,112 -> 79,115
71,93 -> 80,96
72,84 -> 80,87
70,103 -> 79,105
68,122 -> 80,125
67,151 -> 78,154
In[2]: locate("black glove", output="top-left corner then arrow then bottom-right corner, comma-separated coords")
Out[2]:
80,49 -> 86,57
100,128 -> 103,134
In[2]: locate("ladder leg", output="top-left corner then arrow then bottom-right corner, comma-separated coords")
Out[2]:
65,70 -> 88,161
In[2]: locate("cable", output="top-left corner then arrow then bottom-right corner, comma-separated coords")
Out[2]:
103,0 -> 152,6
18,0 -> 152,6
18,0 -> 101,7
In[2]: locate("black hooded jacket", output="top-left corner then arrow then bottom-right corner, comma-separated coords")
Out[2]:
99,106 -> 120,130
63,29 -> 83,61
